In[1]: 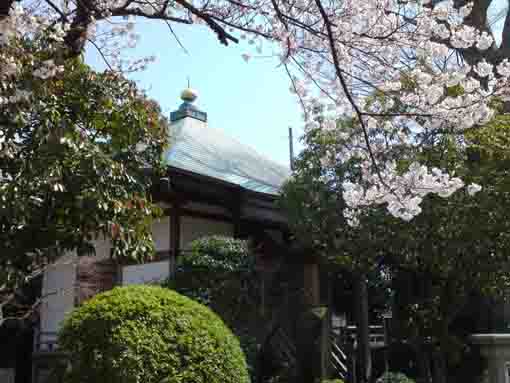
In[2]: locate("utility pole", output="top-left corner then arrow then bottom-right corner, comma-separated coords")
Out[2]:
288,126 -> 294,171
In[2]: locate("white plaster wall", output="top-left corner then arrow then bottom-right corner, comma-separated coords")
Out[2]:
91,237 -> 111,258
122,260 -> 170,285
39,258 -> 76,337
87,217 -> 170,257
180,216 -> 234,249
152,216 -> 170,252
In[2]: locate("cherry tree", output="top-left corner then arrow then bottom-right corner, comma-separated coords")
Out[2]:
1,0 -> 508,226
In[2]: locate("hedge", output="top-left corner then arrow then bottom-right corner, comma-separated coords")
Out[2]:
58,285 -> 250,383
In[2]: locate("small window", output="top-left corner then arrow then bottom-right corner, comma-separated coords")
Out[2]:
505,361 -> 510,383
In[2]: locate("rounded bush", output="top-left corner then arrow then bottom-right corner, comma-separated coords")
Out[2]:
58,285 -> 249,383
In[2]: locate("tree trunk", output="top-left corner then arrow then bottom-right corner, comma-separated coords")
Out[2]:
0,0 -> 15,18
416,342 -> 432,383
354,273 -> 371,383
432,350 -> 447,383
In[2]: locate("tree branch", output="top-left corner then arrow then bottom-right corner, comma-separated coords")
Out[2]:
87,38 -> 114,71
173,0 -> 238,45
44,0 -> 68,21
502,8 -> 510,57
0,0 -> 15,19
314,0 -> 387,187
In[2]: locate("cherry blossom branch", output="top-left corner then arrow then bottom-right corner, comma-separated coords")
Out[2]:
88,38 -> 114,71
44,0 -> 68,21
284,62 -> 308,119
173,0 -> 239,45
110,7 -> 190,24
313,0 -> 386,187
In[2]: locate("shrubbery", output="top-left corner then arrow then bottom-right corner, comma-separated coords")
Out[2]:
183,235 -> 252,272
58,285 -> 249,383
166,236 -> 260,378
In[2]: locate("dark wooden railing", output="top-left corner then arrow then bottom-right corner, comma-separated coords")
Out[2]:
340,325 -> 386,349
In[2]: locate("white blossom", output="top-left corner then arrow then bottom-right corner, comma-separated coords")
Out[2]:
476,32 -> 493,50
450,25 -> 477,49
467,183 -> 482,196
33,60 -> 64,79
474,60 -> 493,78
497,60 -> 510,77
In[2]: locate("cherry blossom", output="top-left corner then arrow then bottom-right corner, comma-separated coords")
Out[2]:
467,183 -> 482,196
1,0 -> 508,224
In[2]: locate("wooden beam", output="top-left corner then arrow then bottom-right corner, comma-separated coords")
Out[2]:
167,166 -> 279,203
165,207 -> 231,223
303,261 -> 320,307
233,189 -> 242,238
169,205 -> 181,278
164,206 -> 287,232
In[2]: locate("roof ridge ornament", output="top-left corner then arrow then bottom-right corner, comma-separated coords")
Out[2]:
170,84 -> 207,123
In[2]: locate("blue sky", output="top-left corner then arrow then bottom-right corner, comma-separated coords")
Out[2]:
85,22 -> 303,168
84,1 -> 509,168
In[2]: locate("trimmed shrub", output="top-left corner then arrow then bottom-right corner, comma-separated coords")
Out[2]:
166,236 -> 260,378
58,285 -> 249,383
376,372 -> 415,383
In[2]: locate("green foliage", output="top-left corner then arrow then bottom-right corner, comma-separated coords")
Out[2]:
445,84 -> 465,97
164,236 -> 260,378
281,113 -> 510,381
167,236 -> 253,305
280,122 -> 387,272
376,372 -> 415,383
58,285 -> 249,383
184,235 -> 252,273
0,58 -> 169,299
465,115 -> 510,162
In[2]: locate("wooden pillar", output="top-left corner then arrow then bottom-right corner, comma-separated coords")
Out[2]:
232,189 -> 242,238
303,261 -> 320,306
169,205 -> 180,278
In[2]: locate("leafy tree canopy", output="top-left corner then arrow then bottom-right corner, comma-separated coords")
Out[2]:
281,114 -> 510,382
0,57 -> 169,306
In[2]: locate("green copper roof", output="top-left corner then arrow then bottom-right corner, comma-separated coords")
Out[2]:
164,117 -> 290,195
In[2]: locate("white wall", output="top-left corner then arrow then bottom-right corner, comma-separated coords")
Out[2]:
152,216 -> 170,252
39,257 -> 76,337
91,237 -> 111,258
122,260 -> 170,285
180,216 -> 234,249
121,216 -> 233,285
88,210 -> 170,258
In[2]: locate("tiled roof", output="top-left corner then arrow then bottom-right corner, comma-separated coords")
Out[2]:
164,117 -> 289,196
